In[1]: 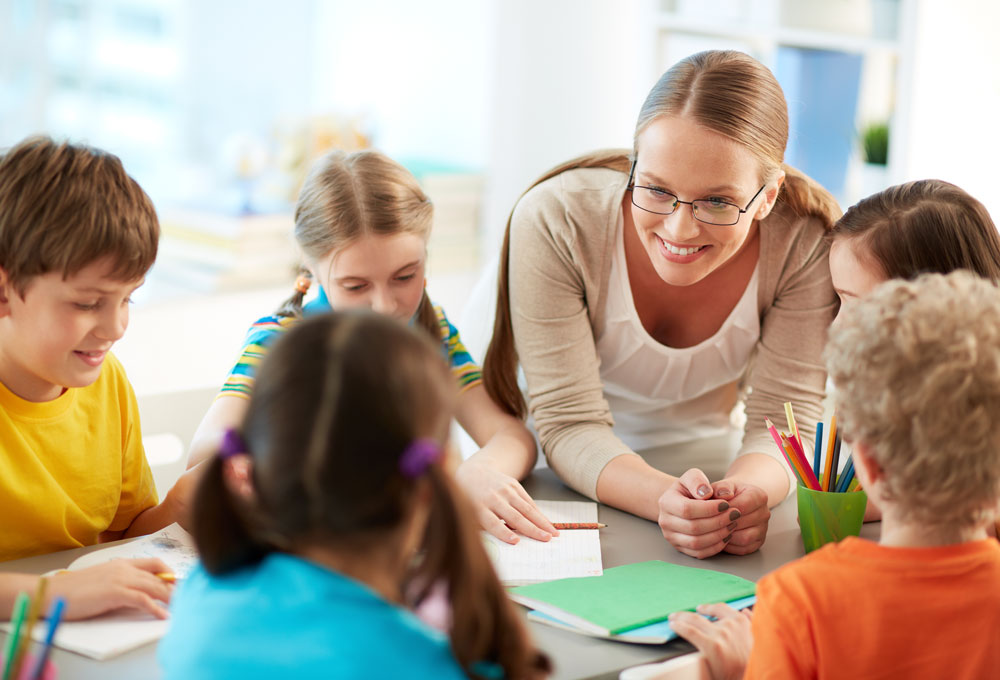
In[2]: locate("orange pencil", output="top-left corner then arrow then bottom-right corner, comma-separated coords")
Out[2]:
786,432 -> 823,490
551,523 -> 607,530
823,415 -> 838,491
766,417 -> 807,487
156,572 -> 179,584
781,433 -> 814,489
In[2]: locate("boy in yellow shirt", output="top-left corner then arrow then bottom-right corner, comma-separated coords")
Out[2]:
0,136 -> 191,620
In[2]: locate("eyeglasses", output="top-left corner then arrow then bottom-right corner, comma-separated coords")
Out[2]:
627,160 -> 766,227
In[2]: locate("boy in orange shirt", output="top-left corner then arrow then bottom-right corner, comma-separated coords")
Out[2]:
670,271 -> 1000,679
0,137 -> 193,620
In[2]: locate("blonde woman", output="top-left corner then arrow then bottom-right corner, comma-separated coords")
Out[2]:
188,150 -> 556,545
485,50 -> 841,558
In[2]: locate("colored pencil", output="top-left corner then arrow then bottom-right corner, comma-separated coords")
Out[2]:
835,456 -> 855,494
7,578 -> 47,680
551,523 -> 607,530
786,432 -> 823,491
812,421 -> 824,478
784,402 -> 803,452
828,433 -> 843,493
780,432 -> 812,487
823,415 -> 838,491
766,418 -> 807,487
1,592 -> 29,680
155,572 -> 179,584
28,598 -> 64,680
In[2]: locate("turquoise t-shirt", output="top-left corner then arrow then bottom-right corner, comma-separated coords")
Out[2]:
219,288 -> 482,399
159,553 -> 467,680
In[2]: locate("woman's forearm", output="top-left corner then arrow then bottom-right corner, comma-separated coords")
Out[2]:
724,453 -> 790,507
461,421 -> 537,481
595,454 -> 676,521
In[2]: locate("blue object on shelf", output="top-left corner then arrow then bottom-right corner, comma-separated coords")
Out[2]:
776,47 -> 863,202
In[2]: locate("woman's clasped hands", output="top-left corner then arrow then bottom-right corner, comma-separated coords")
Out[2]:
657,469 -> 770,558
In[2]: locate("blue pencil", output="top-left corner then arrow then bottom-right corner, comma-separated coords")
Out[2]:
28,598 -> 64,680
836,457 -> 856,494
812,421 -> 823,478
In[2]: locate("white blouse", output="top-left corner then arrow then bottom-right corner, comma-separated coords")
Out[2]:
596,219 -> 760,461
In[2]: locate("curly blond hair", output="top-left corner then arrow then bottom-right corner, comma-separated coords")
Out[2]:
825,271 -> 1000,528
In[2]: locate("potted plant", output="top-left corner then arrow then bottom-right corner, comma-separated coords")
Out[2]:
862,122 -> 889,166
858,121 -> 890,197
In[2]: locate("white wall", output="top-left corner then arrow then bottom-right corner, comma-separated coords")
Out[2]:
904,0 -> 1000,220
480,0 -> 659,256
309,0 -> 491,169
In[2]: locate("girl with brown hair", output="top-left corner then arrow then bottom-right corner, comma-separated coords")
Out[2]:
160,311 -> 549,679
484,50 -> 841,558
829,178 -> 1000,306
188,149 -> 556,545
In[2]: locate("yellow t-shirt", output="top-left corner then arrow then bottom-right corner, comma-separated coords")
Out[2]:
0,353 -> 158,561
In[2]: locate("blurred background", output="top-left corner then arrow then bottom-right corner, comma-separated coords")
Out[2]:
2,0 -> 998,463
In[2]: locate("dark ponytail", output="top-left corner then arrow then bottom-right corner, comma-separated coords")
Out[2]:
483,150 -> 632,419
414,466 -> 550,680
190,448 -> 272,574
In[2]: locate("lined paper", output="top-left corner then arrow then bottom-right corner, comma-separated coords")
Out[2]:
483,500 -> 603,586
0,524 -> 197,660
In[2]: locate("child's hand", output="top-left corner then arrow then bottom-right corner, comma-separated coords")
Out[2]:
455,460 -> 558,544
49,558 -> 175,621
657,469 -> 741,559
162,461 -> 210,531
710,479 -> 770,556
668,603 -> 753,680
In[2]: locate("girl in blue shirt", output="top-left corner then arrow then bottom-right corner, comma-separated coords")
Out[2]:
160,311 -> 549,679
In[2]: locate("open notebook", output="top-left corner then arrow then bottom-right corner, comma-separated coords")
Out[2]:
483,500 -> 603,586
1,523 -> 196,660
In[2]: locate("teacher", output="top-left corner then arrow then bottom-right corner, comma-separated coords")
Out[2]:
483,50 -> 840,558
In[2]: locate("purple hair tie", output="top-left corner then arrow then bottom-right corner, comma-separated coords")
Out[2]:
219,428 -> 247,460
399,439 -> 441,478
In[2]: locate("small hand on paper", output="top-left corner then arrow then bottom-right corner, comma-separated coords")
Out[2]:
668,603 -> 753,680
455,459 -> 558,544
657,469 -> 769,558
50,558 -> 175,621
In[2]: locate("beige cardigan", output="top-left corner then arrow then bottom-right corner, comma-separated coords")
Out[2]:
508,166 -> 837,499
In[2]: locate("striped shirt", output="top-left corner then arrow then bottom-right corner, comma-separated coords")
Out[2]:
220,288 -> 483,399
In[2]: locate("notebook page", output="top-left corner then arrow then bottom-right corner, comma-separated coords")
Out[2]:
0,524 -> 197,659
484,500 -> 603,586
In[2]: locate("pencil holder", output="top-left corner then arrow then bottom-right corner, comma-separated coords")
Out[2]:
796,486 -> 867,553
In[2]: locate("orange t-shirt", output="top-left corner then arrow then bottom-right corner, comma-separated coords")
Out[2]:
745,536 -> 1000,679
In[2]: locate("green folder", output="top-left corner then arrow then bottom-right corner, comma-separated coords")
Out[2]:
509,560 -> 756,636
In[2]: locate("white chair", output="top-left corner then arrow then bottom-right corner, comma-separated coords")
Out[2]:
138,385 -> 218,495
143,432 -> 186,499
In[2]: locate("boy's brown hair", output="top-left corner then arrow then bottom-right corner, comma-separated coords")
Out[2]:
0,136 -> 158,295
825,271 -> 1000,528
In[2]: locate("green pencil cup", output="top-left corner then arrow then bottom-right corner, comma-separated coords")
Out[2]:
796,486 -> 868,553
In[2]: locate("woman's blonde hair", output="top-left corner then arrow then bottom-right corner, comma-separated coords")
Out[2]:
276,149 -> 439,340
484,50 -> 840,418
825,271 -> 1000,528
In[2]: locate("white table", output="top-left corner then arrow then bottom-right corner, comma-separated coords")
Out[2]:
1,468 -> 878,680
